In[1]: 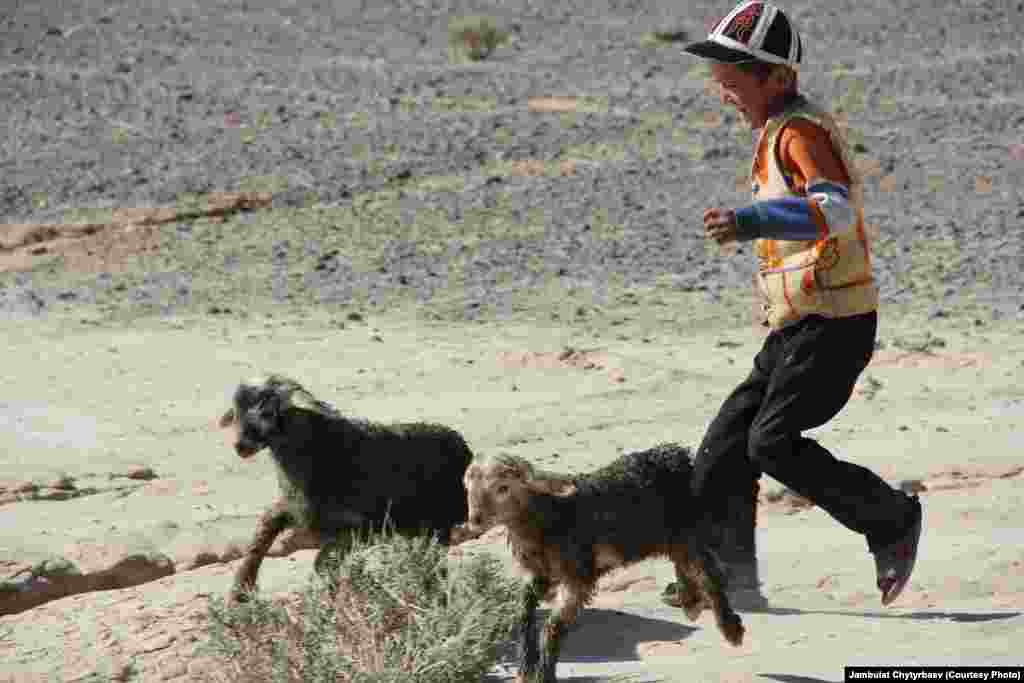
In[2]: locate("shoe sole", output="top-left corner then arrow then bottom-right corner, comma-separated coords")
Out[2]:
880,505 -> 922,607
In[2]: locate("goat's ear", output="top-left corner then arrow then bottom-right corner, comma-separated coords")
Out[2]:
289,391 -> 318,412
526,478 -> 577,497
218,408 -> 236,428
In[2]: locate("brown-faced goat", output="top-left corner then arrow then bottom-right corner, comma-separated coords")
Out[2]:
463,444 -> 744,683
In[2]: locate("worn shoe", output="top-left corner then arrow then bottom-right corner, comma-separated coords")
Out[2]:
873,495 -> 923,607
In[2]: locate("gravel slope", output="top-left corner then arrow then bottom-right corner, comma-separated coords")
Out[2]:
1,0 -> 1022,324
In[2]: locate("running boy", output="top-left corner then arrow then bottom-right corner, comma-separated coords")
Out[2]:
665,1 -> 922,609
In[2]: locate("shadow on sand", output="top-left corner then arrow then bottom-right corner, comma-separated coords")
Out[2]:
485,607 -> 700,681
758,675 -> 838,683
753,606 -> 1022,623
484,604 -> 1021,681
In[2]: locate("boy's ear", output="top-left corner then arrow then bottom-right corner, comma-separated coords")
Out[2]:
769,65 -> 796,91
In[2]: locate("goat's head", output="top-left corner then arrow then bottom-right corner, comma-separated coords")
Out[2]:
463,454 -> 576,532
218,374 -> 322,458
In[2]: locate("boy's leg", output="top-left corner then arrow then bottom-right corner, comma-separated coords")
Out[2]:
691,377 -> 766,606
747,312 -> 922,603
663,332 -> 784,608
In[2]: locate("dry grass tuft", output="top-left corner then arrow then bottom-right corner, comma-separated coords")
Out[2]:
202,530 -> 519,682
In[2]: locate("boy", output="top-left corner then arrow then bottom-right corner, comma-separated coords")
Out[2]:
664,1 -> 922,609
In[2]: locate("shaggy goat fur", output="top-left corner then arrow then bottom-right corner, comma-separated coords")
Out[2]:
464,445 -> 744,683
218,374 -> 474,602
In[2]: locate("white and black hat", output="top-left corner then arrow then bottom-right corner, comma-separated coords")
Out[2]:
683,1 -> 802,68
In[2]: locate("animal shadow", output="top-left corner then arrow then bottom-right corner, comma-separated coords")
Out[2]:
488,607 -> 698,671
559,607 -> 698,663
483,607 -> 699,681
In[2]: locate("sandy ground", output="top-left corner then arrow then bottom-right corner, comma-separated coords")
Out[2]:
1,0 -> 1023,680
1,307 -> 1021,681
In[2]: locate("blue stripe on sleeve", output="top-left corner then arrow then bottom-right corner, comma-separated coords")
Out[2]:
734,198 -> 821,242
733,180 -> 853,242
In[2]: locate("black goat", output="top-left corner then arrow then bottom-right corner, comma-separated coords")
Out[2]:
218,374 -> 474,602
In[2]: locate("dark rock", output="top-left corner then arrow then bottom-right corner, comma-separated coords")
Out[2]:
898,479 -> 927,494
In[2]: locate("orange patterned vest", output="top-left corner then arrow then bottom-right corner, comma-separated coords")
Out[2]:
752,96 -> 879,329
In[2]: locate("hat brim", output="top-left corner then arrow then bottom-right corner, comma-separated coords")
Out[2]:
682,40 -> 756,64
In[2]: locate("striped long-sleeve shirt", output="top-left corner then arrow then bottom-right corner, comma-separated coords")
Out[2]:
734,118 -> 856,242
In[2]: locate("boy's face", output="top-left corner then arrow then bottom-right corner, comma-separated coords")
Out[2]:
709,62 -> 782,129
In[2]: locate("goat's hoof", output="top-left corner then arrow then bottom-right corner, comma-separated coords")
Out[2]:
721,616 -> 745,647
516,668 -> 547,683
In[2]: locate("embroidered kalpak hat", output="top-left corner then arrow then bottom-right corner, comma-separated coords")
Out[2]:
682,1 -> 802,68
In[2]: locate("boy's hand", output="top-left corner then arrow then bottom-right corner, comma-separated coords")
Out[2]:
704,208 -> 738,245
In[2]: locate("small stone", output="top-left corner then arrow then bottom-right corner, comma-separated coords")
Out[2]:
126,466 -> 157,481
899,479 -> 928,494
134,632 -> 175,655
898,425 -> 910,431
50,474 -> 76,490
157,656 -> 188,680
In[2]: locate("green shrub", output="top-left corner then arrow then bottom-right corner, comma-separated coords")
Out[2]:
448,17 -> 508,62
203,530 -> 519,682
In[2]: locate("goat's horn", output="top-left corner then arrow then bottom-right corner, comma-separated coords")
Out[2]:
288,390 -> 318,411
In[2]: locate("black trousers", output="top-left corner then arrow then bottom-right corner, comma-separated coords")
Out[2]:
691,311 -> 914,554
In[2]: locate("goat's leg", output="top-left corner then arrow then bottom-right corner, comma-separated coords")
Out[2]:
667,545 -> 708,621
313,528 -> 357,596
538,586 -> 585,683
692,545 -> 745,647
515,575 -> 550,683
230,500 -> 291,603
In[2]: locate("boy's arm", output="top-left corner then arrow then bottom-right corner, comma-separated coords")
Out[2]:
733,119 -> 856,242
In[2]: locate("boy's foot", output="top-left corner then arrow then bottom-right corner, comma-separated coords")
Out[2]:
873,495 -> 923,606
